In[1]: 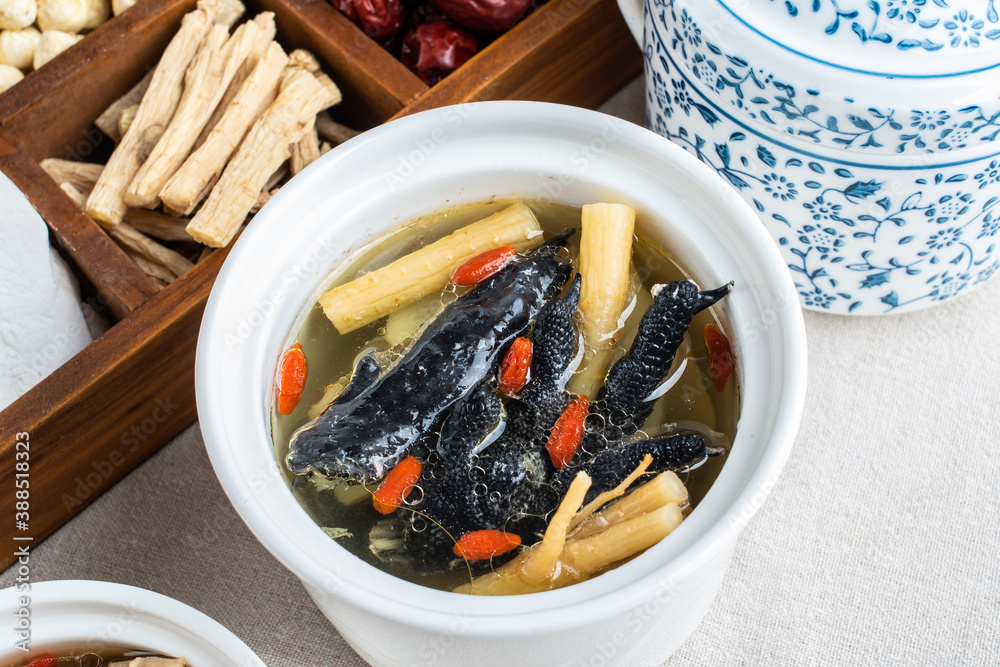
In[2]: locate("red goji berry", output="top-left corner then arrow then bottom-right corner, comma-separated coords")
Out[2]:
498,337 -> 532,395
372,456 -> 423,514
547,395 -> 589,469
704,323 -> 735,392
453,529 -> 521,560
277,343 -> 308,415
451,245 -> 516,286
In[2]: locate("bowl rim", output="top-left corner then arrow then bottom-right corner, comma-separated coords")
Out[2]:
0,579 -> 263,665
196,100 -> 808,636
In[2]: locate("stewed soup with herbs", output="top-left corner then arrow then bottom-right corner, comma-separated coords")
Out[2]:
271,200 -> 737,594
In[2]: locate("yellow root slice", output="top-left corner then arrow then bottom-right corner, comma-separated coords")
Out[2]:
560,504 -> 684,574
307,381 -> 344,419
568,454 -> 652,533
456,472 -> 591,596
458,460 -> 689,596
333,481 -> 378,505
570,470 -> 687,541
520,472 -> 591,582
567,203 -> 636,398
318,202 -> 543,335
382,296 -> 445,347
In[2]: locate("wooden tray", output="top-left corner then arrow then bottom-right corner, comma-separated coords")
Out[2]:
0,0 -> 640,567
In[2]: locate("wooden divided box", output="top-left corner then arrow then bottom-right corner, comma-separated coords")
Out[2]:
0,0 -> 641,567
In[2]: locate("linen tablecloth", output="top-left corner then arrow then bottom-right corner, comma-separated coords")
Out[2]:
3,77 -> 999,666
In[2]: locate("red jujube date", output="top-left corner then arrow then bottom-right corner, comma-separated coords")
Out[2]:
400,19 -> 478,85
427,0 -> 532,32
332,0 -> 406,40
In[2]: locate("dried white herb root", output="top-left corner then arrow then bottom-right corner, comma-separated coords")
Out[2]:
160,36 -> 287,215
94,69 -> 152,141
86,0 -> 218,228
124,15 -> 265,209
184,63 -> 328,248
46,0 -> 354,285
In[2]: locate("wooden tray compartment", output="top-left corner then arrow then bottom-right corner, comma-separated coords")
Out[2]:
0,0 -> 640,567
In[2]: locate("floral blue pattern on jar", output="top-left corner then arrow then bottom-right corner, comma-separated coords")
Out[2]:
643,0 -> 1000,314
761,0 -> 1000,51
661,0 -> 1000,156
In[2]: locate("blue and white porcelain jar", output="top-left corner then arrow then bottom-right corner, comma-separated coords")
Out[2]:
618,0 -> 1000,314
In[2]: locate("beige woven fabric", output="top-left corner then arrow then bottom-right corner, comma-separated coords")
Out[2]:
3,78 -> 999,666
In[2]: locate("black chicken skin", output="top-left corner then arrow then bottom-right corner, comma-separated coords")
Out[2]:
285,233 -> 574,484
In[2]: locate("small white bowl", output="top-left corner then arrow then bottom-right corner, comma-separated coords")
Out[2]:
196,101 -> 807,667
0,580 -> 263,666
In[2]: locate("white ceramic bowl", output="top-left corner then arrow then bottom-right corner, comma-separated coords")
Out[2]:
196,101 -> 807,667
0,580 -> 263,666
622,0 -> 1000,314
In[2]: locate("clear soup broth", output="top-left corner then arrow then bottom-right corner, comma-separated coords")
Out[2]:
272,200 -> 738,593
